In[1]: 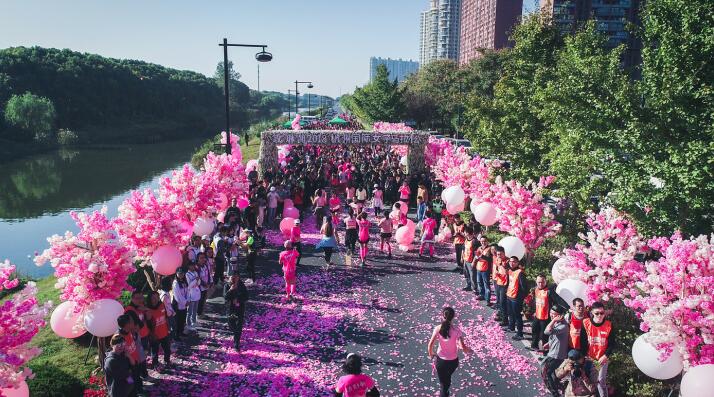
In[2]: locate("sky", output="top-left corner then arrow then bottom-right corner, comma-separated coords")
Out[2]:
0,0 -> 538,98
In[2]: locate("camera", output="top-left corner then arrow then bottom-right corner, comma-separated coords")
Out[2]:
571,362 -> 582,379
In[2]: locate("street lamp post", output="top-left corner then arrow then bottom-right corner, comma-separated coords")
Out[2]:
287,89 -> 296,119
294,80 -> 313,116
219,38 -> 272,155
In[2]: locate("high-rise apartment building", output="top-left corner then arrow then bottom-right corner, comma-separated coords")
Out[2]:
419,0 -> 462,66
540,0 -> 642,67
458,0 -> 523,65
369,57 -> 420,83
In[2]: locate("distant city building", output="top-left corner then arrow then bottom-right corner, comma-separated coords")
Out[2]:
419,0 -> 462,66
540,0 -> 643,68
369,57 -> 420,83
458,0 -> 523,65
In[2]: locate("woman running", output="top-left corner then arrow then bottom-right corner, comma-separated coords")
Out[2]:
356,212 -> 371,265
420,209 -> 437,259
344,208 -> 359,257
279,241 -> 299,302
316,217 -> 338,268
313,188 -> 327,228
427,307 -> 473,397
398,181 -> 411,205
334,353 -> 380,397
378,209 -> 393,259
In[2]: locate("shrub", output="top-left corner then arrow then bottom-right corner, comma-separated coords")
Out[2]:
4,92 -> 56,141
56,128 -> 79,145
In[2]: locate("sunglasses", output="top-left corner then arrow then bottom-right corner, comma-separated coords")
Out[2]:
592,311 -> 605,316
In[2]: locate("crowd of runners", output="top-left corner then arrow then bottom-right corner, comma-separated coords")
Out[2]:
104,141 -> 616,397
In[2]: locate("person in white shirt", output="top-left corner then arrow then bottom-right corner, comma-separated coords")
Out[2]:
185,263 -> 202,332
196,253 -> 213,316
267,186 -> 280,229
171,269 -> 189,338
159,277 -> 176,340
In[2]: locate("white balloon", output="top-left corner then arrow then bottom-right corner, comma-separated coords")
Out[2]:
400,156 -> 408,166
193,217 -> 214,236
446,201 -> 465,215
632,334 -> 683,380
555,279 -> 588,307
471,201 -> 498,226
681,364 -> 714,397
442,186 -> 465,207
498,236 -> 526,260
552,257 -> 569,284
84,299 -> 124,337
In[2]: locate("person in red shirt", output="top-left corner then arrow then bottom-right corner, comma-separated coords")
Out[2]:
493,246 -> 509,324
117,313 -> 143,395
531,274 -> 557,351
125,291 -> 150,377
146,291 -> 172,370
334,353 -> 379,397
504,256 -> 527,340
567,297 -> 587,351
452,219 -> 466,274
579,301 -> 615,397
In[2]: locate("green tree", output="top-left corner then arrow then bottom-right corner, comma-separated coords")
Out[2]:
401,60 -> 460,131
464,14 -> 563,180
4,92 -> 56,141
346,64 -> 403,123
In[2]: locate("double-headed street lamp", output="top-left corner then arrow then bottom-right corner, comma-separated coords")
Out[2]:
287,89 -> 296,119
219,38 -> 272,155
294,80 -> 313,116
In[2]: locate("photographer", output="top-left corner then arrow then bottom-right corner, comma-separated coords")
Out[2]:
555,350 -> 598,397
542,305 -> 569,396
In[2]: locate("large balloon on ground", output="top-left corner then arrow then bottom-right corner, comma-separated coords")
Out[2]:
632,334 -> 683,380
551,257 -> 569,284
499,236 -> 526,260
395,226 -> 414,245
283,199 -> 294,208
442,186 -> 465,207
237,197 -> 250,210
555,279 -> 588,307
681,364 -> 714,397
151,245 -> 182,276
50,301 -> 86,339
84,299 -> 124,337
280,217 -> 296,238
1,380 -> 29,397
471,202 -> 498,226
193,217 -> 214,236
283,207 -> 300,219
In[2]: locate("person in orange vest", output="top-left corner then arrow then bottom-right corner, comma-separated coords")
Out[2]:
117,313 -> 143,396
567,298 -> 587,351
493,246 -> 509,324
146,291 -> 172,371
452,218 -> 466,273
125,291 -> 150,379
579,301 -> 615,397
474,243 -> 494,305
461,227 -> 476,291
531,274 -> 558,351
504,256 -> 527,340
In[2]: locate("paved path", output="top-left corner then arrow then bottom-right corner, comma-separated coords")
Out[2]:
146,213 -> 546,396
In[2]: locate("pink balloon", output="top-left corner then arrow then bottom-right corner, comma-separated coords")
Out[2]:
217,211 -> 226,223
1,380 -> 29,397
50,301 -> 86,339
471,201 -> 498,226
151,245 -> 182,276
446,201 -> 465,215
283,198 -> 294,208
398,244 -> 411,252
283,207 -> 300,219
395,226 -> 414,245
280,217 -> 296,238
237,198 -> 250,210
217,193 -> 229,210
180,220 -> 193,234
405,219 -> 416,232
246,159 -> 258,172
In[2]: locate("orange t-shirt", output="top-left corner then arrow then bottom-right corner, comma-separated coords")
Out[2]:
149,305 -> 170,340
534,288 -> 550,320
125,306 -> 150,338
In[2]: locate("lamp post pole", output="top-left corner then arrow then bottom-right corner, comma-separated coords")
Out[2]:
294,80 -> 313,116
218,39 -> 272,154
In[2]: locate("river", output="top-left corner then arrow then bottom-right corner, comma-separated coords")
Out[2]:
0,139 -> 205,278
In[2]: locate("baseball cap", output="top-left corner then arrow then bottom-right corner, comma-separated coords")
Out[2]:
567,349 -> 581,360
201,234 -> 210,240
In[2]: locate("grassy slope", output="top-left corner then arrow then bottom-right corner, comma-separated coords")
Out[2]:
17,136 -> 262,396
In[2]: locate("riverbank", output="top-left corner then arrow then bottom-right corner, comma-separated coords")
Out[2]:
4,136 -> 261,396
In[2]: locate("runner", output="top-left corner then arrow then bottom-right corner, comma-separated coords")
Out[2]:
378,209 -> 393,259
356,212 -> 371,265
279,241 -> 299,301
372,184 -> 384,214
316,217 -> 338,268
427,307 -> 473,397
344,208 -> 359,258
419,209 -> 437,258
334,353 -> 380,397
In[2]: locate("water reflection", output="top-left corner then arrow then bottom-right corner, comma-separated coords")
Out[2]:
0,139 -> 202,277
0,140 -> 201,220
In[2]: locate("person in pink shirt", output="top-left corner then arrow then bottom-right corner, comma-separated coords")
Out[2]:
372,184 -> 384,214
279,241 -> 299,302
290,219 -> 302,266
334,353 -> 379,397
356,212 -> 371,265
427,307 -> 473,397
329,192 -> 342,228
420,209 -> 437,258
377,210 -> 393,259
398,181 -> 411,204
